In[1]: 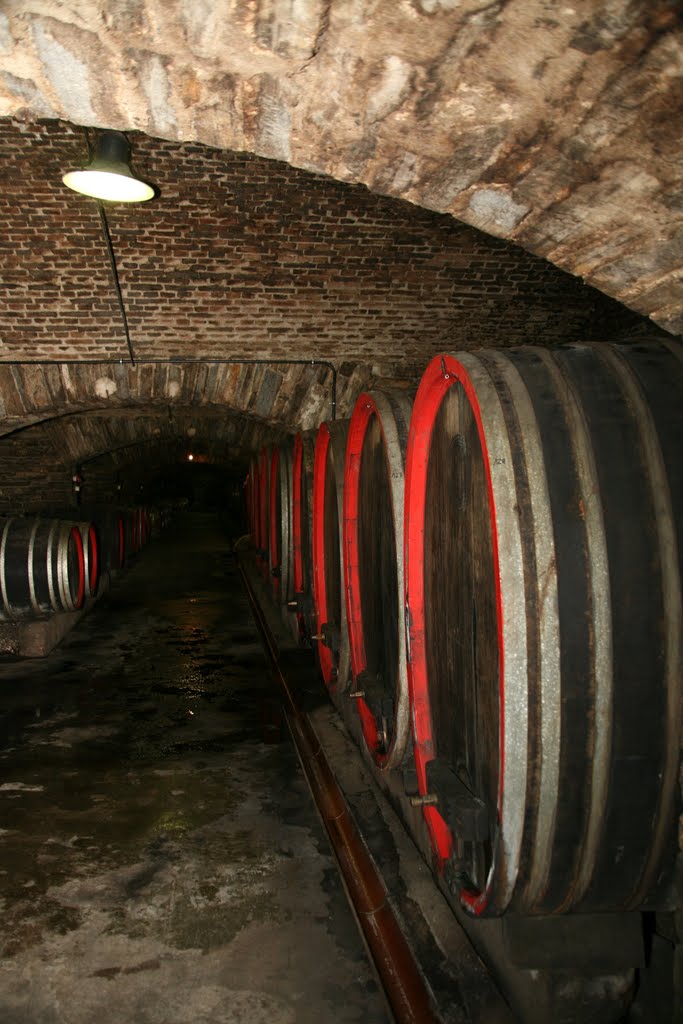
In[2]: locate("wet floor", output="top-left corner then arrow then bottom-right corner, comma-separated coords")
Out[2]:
0,512 -> 391,1024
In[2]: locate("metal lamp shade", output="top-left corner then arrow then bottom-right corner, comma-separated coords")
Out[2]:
62,130 -> 154,203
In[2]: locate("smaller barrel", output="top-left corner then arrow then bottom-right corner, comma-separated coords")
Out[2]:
77,505 -> 122,575
124,507 -> 150,558
0,518 -> 86,620
343,390 -> 413,769
312,420 -> 351,692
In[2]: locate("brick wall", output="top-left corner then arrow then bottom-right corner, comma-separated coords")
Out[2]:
0,120 -> 658,372
0,428 -> 72,514
0,118 -> 671,515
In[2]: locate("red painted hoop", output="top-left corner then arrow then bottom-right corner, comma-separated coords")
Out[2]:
404,353 -> 504,916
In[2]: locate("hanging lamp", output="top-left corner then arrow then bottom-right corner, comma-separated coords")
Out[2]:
62,129 -> 154,203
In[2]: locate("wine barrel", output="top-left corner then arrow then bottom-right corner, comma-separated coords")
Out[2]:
312,420 -> 350,691
343,390 -> 412,769
269,443 -> 293,605
115,511 -> 125,569
125,507 -> 139,556
258,446 -> 271,577
289,431 -> 316,642
0,518 -> 86,619
248,454 -> 260,554
140,507 -> 151,547
403,342 -> 682,918
78,522 -> 100,599
72,505 -> 120,576
244,465 -> 253,539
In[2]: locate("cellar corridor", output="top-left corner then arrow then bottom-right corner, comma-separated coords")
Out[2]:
0,6 -> 680,1021
0,512 -> 392,1024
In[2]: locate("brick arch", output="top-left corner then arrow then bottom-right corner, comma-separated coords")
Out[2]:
0,3 -> 680,333
0,360 -> 357,439
0,402 -> 291,515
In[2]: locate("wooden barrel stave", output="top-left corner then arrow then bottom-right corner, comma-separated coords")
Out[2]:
495,346 -> 607,915
553,345 -> 671,912
1,519 -> 34,617
610,341 -> 682,909
475,349 -> 566,914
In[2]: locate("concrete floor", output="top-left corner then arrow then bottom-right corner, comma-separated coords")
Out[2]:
0,512 -> 392,1024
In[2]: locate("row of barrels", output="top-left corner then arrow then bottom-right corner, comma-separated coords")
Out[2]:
0,506 -> 153,622
246,341 -> 682,922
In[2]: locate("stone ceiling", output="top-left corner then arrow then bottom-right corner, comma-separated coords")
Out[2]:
0,0 -> 681,335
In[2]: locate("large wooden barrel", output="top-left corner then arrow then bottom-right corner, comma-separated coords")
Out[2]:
247,454 -> 260,554
258,446 -> 271,577
115,511 -> 125,570
0,518 -> 86,619
244,464 -> 253,538
123,507 -> 149,557
403,342 -> 682,918
289,431 -> 316,642
269,443 -> 293,605
312,420 -> 350,691
343,390 -> 413,769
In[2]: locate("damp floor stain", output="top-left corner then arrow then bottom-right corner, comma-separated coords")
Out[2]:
0,512 -> 390,1024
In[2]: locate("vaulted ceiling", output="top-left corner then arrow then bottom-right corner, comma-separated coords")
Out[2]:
0,2 -> 680,511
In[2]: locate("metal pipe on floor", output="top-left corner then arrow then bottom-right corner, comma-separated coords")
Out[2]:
237,557 -> 440,1024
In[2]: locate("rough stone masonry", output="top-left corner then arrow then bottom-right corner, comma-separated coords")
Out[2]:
0,1 -> 681,334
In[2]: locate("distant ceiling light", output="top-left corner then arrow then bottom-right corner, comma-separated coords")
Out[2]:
62,130 -> 154,203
